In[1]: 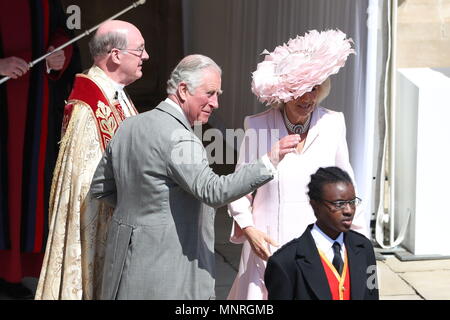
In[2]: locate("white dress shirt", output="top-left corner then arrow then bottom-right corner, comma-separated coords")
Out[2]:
113,81 -> 133,118
165,98 -> 190,125
311,223 -> 345,263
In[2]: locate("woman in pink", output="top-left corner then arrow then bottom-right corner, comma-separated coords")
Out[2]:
227,29 -> 369,300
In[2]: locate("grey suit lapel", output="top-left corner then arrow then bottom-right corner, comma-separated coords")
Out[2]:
345,232 -> 367,300
295,226 -> 332,300
155,101 -> 192,131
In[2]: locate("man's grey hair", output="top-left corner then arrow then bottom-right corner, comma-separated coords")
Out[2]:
167,54 -> 222,95
89,31 -> 128,58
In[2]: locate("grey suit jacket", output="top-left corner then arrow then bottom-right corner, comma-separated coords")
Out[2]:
90,101 -> 274,299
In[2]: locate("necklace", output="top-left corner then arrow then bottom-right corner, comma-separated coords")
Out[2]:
282,109 -> 311,134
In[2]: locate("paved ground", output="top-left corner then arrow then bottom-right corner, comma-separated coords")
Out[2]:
2,206 -> 449,300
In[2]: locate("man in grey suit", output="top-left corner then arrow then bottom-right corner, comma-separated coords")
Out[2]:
90,54 -> 301,299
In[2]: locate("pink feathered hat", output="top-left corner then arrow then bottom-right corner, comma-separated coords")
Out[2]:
251,29 -> 355,105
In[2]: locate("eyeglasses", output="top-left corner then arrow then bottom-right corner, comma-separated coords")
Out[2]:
320,197 -> 362,211
108,47 -> 146,58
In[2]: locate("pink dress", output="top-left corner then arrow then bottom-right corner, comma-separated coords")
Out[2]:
227,106 -> 369,300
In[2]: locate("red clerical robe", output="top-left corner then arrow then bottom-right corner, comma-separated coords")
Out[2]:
0,0 -> 80,283
35,66 -> 138,299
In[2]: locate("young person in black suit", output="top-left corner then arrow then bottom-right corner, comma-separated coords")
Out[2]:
264,166 -> 379,300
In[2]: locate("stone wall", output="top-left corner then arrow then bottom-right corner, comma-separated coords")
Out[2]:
397,0 -> 450,68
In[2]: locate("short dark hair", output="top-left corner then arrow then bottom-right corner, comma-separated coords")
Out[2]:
307,166 -> 353,201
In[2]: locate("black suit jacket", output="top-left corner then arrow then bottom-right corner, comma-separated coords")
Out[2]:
264,224 -> 379,300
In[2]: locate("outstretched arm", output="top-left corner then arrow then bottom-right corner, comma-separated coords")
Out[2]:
167,131 -> 299,208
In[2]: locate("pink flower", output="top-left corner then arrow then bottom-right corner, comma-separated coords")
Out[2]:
251,29 -> 355,105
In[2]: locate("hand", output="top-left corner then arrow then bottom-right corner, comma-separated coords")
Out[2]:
0,56 -> 29,79
45,46 -> 65,71
267,134 -> 300,166
243,226 -> 279,261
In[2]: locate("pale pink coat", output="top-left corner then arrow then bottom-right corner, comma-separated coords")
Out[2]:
227,106 -> 369,300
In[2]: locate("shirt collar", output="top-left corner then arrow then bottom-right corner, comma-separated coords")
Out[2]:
164,98 -> 191,126
111,80 -> 125,92
87,65 -> 125,101
311,223 -> 344,251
